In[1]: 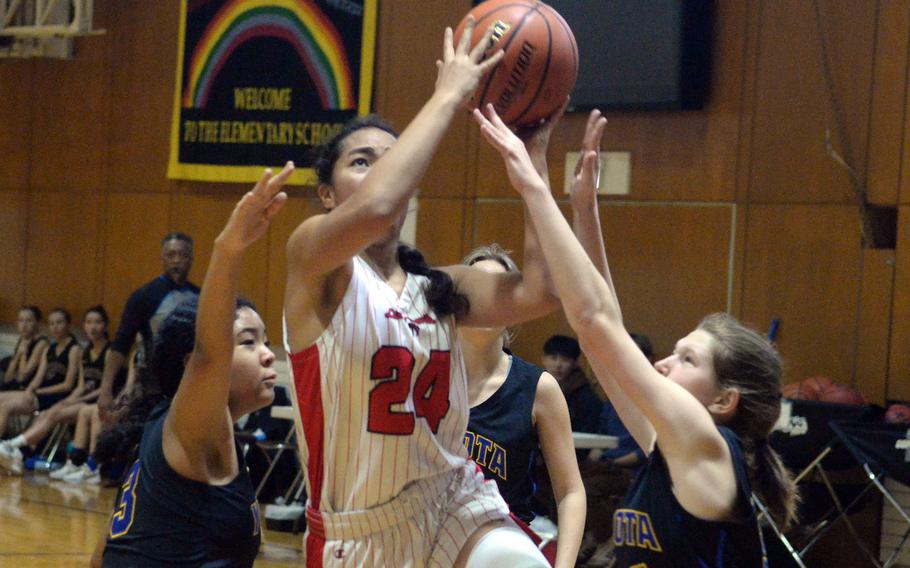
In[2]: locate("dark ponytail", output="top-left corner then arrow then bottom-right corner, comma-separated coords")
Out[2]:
398,244 -> 469,319
95,297 -> 257,469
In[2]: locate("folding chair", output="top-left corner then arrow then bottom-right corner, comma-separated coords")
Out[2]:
254,416 -> 298,500
768,399 -> 876,565
752,492 -> 808,568
822,421 -> 910,567
37,422 -> 72,468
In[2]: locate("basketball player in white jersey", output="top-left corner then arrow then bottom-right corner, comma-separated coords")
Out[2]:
284,19 -> 557,568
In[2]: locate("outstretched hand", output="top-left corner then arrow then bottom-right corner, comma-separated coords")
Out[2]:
434,17 -> 505,106
570,110 -> 607,206
473,104 -> 546,195
217,161 -> 293,252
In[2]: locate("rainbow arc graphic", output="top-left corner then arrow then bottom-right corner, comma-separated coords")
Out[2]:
182,0 -> 355,110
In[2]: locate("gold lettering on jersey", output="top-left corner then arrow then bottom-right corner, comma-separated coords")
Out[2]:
613,508 -> 663,552
463,431 -> 508,481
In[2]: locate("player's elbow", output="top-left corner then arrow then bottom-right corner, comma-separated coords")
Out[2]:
566,302 -> 609,339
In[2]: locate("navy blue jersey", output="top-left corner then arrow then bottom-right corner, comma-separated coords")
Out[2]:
465,355 -> 541,522
103,401 -> 261,567
41,336 -> 77,390
614,426 -> 763,567
82,342 -> 109,393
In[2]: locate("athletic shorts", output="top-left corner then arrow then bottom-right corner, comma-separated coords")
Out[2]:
304,459 -> 510,567
37,392 -> 68,411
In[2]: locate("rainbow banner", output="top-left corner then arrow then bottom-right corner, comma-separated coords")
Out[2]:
168,0 -> 376,184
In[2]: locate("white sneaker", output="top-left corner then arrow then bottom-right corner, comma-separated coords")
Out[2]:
0,443 -> 23,475
50,460 -> 80,480
64,463 -> 100,485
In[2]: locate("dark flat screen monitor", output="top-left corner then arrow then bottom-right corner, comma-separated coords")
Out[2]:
474,0 -> 714,111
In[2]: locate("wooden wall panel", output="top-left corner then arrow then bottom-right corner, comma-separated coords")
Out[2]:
416,198 -> 467,267
741,205 -> 863,384
866,1 -> 909,205
855,249 -> 895,404
749,0 -> 875,204
171,191 -> 269,314
27,25 -> 111,193
0,192 -> 29,320
106,0 -> 181,194
471,200 -> 733,362
263,193 -> 324,346
888,207 -> 910,401
601,204 -> 733,359
101,193 -> 171,328
0,61 -> 34,192
25,192 -> 102,317
373,0 -> 473,199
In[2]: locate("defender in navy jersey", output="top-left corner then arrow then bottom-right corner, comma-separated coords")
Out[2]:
95,164 -> 292,567
461,245 -> 585,568
466,355 -> 543,521
478,105 -> 799,567
103,401 -> 261,567
615,427 -> 763,566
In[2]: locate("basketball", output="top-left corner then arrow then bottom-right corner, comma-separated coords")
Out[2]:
819,384 -> 866,406
885,403 -> 910,425
800,375 -> 834,400
781,382 -> 800,399
454,0 -> 578,127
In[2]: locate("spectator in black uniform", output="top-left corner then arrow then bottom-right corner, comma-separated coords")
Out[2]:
97,232 -> 199,418
2,306 -> 49,390
0,308 -> 81,469
462,244 -> 585,568
94,164 -> 292,567
0,306 -> 111,476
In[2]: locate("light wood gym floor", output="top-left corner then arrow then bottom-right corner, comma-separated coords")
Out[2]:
0,472 -> 304,567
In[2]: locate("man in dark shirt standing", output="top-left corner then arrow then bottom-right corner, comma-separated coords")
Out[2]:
98,233 -> 200,418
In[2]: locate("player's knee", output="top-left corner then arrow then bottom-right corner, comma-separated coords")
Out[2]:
465,527 -> 549,568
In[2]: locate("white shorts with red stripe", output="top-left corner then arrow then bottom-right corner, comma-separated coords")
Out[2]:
304,459 -> 510,567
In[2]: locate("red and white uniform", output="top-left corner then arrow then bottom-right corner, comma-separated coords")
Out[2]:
287,256 -> 509,567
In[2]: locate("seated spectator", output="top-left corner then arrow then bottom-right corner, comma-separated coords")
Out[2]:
0,306 -> 112,476
0,308 -> 81,472
2,306 -> 49,391
591,333 -> 652,468
542,334 -> 603,460
55,344 -> 136,485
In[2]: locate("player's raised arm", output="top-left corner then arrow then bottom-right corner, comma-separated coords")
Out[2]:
286,20 -> 502,283
166,164 -> 290,480
474,103 -> 739,520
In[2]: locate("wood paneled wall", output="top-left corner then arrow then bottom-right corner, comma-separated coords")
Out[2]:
1,0 -> 908,402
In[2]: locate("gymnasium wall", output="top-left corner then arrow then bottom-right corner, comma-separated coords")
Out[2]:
1,0 -> 908,403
